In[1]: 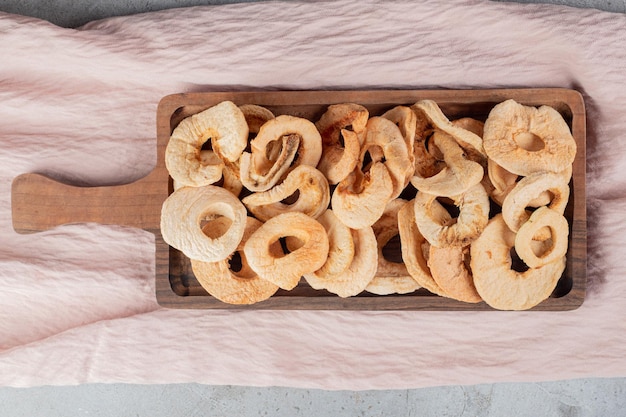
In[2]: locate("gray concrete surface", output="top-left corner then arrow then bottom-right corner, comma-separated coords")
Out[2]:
1,0 -> 625,416
0,0 -> 624,28
1,378 -> 625,416
0,0 -> 266,27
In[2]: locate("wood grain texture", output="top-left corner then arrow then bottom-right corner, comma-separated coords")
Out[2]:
11,88 -> 586,311
11,171 -> 165,232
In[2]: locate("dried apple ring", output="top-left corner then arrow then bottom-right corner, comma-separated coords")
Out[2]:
331,162 -> 394,229
486,122 -> 561,206
317,129 -> 362,185
413,183 -> 490,248
489,159 -> 572,207
413,100 -> 486,158
260,115 -> 323,168
239,133 -> 300,192
172,150 -> 222,191
515,206 -> 569,268
451,117 -> 484,137
410,131 -> 484,197
239,104 -> 275,135
428,245 -> 482,303
501,171 -> 570,233
244,212 -> 329,290
306,227 -> 377,297
241,165 -> 330,222
488,158 -> 519,206
209,104 -> 275,191
165,101 -> 248,187
362,117 -> 413,199
305,210 -> 354,277
160,185 -> 247,262
304,211 -> 378,297
382,105 -> 417,167
450,117 -> 487,160
222,166 -> 244,197
172,150 -> 243,196
471,214 -> 566,310
483,99 -> 576,176
191,217 -> 279,305
240,115 -> 322,191
397,200 -> 447,296
411,110 -> 446,183
315,103 -> 368,184
451,117 -> 495,196
366,199 -> 420,295
365,271 -> 420,295
316,103 -> 369,146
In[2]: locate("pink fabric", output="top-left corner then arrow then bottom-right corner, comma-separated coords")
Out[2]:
1,0 -> 625,389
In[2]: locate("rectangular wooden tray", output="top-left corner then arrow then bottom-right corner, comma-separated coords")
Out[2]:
10,88 -> 585,310
155,88 -> 586,310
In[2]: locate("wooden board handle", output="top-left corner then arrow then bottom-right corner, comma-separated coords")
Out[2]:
11,172 -> 168,233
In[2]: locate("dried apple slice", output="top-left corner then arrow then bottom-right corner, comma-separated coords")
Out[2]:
471,214 -> 566,310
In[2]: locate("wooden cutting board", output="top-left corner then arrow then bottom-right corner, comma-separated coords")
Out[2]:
11,88 -> 587,310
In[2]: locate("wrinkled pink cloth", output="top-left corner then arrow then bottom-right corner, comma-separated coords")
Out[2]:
1,0 -> 625,390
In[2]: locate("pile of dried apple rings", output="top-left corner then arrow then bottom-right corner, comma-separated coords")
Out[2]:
159,98 -> 576,309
